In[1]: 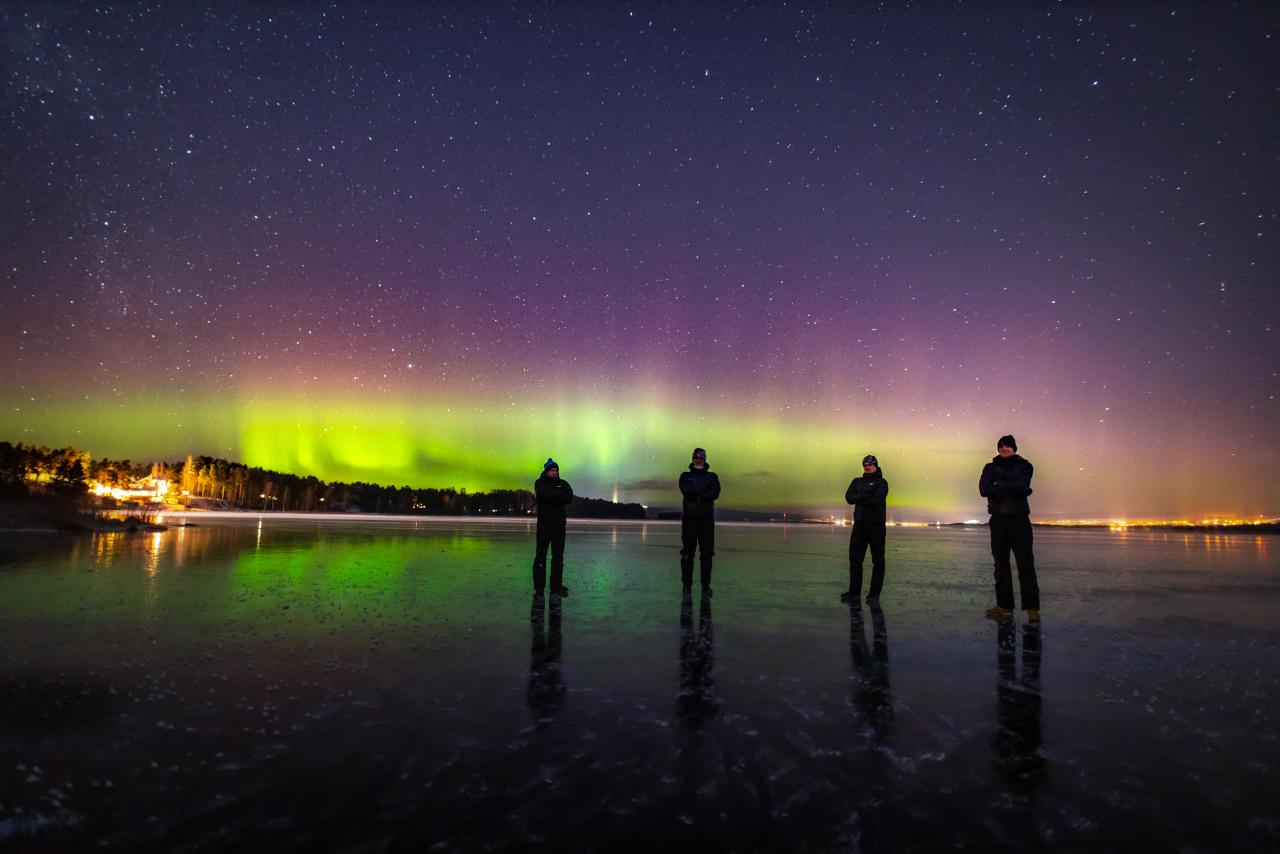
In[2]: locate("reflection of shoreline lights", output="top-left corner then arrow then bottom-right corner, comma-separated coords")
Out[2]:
823,517 -> 1279,530
146,531 -> 163,575
827,519 -> 935,528
1040,518 -> 1279,530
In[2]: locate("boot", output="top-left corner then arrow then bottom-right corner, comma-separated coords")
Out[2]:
847,565 -> 863,603
844,568 -> 865,601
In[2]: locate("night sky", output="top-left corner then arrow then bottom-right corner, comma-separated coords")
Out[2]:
2,3 -> 1277,520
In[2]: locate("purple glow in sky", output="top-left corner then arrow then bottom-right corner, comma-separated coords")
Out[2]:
1,3 -> 1277,518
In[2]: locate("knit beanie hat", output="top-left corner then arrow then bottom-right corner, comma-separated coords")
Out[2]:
997,435 -> 1018,452
543,458 -> 559,472
691,448 -> 707,462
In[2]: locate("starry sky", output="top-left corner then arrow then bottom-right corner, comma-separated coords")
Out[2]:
2,2 -> 1277,520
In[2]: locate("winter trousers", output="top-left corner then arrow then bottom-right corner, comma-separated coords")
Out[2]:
848,522 -> 887,598
990,514 -> 1040,610
533,519 -> 566,591
681,513 -> 715,587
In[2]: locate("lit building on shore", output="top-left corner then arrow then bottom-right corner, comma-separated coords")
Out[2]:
90,476 -> 171,504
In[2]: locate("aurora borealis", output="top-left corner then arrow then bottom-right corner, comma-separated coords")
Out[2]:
1,4 -> 1277,520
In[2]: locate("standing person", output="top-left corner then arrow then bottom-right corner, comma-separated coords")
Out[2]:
843,454 -> 889,604
979,435 -> 1040,622
679,448 -> 721,596
533,458 -> 573,597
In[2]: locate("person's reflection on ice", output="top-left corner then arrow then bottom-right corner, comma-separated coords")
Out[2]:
527,593 -> 565,725
671,593 -> 720,835
992,619 -> 1045,786
849,603 -> 894,743
677,594 -> 718,730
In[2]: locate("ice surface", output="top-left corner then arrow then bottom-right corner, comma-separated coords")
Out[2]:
0,519 -> 1276,850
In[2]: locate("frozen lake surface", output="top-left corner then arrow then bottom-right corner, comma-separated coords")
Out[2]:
1,517 -> 1276,851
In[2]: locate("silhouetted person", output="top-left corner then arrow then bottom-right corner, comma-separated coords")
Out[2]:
533,458 -> 573,597
993,619 -> 1044,786
849,603 -> 894,744
843,454 -> 889,604
527,593 -> 565,724
677,595 -> 717,729
979,435 -> 1040,622
679,448 -> 720,596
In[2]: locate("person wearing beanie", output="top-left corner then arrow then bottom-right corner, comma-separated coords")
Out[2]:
843,454 -> 890,604
532,458 -> 574,597
678,447 -> 721,596
979,435 -> 1040,622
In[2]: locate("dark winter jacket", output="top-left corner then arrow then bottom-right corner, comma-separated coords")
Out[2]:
679,466 -> 721,518
534,474 -> 574,523
845,469 -> 889,525
979,455 -> 1034,516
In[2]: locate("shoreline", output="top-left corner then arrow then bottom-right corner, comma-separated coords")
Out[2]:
6,507 -> 1273,535
149,510 -> 1280,535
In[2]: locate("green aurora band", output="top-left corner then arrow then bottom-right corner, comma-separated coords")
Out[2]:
237,399 -> 959,513
3,395 -> 968,516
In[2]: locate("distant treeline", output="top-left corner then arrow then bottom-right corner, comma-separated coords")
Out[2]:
0,442 -> 92,498
0,441 -> 645,519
